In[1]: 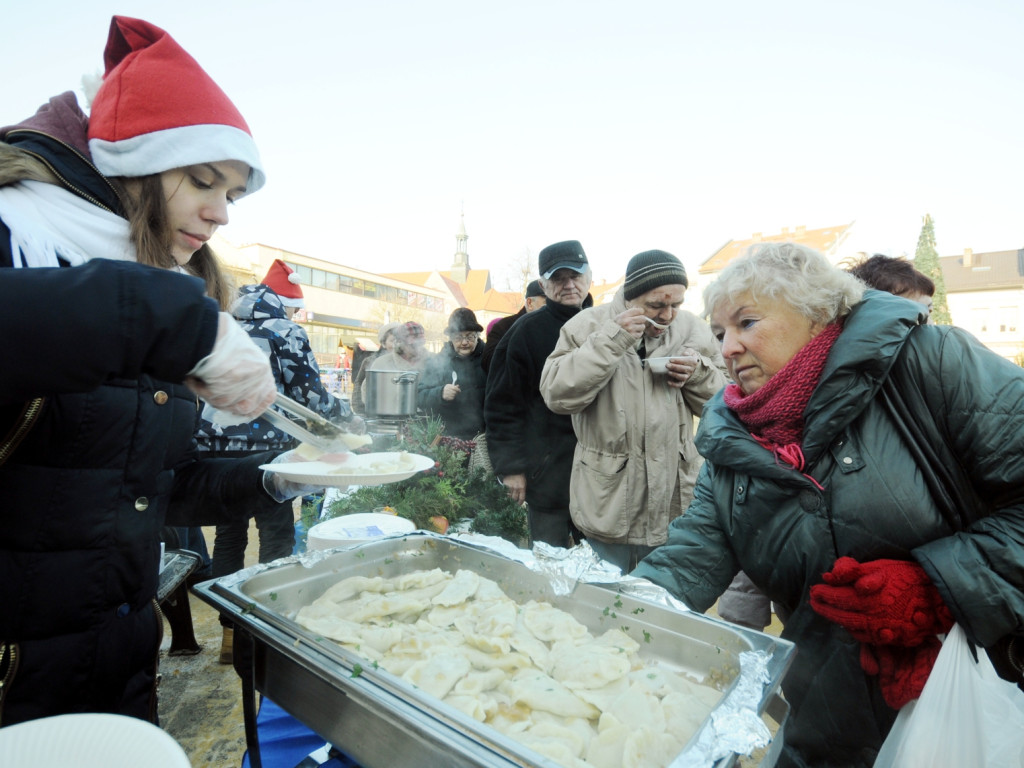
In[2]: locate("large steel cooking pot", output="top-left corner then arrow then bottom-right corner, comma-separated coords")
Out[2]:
365,369 -> 419,417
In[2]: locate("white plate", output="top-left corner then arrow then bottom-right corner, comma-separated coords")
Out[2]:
307,512 -> 417,550
0,713 -> 190,768
260,452 -> 434,487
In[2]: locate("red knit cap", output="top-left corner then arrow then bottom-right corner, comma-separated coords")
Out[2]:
87,16 -> 265,194
261,259 -> 304,308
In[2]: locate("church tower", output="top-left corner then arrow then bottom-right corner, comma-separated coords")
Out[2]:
450,209 -> 470,284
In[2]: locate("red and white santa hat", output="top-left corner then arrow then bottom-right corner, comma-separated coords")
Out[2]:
262,259 -> 304,308
87,16 -> 265,194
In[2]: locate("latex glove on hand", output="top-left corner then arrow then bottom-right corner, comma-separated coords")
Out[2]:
809,557 -> 954,646
261,449 -> 340,502
187,313 -> 275,418
343,412 -> 367,436
860,637 -> 943,709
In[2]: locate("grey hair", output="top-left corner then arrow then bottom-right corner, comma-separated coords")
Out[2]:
703,242 -> 864,327
539,264 -> 592,293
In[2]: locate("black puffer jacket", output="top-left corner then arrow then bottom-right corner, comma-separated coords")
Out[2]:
485,296 -> 592,509
635,290 -> 1024,767
418,340 -> 486,439
0,93 -> 278,726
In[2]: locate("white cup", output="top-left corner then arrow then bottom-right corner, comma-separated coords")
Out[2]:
646,357 -> 672,374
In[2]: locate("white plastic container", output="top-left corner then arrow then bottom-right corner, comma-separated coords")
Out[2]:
306,513 -> 416,551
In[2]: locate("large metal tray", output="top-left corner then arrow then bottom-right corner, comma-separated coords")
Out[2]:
194,534 -> 794,767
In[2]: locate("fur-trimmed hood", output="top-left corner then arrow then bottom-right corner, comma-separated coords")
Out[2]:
1,91 -> 123,214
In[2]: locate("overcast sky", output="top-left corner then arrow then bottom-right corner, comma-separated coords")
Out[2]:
5,1 -> 1022,292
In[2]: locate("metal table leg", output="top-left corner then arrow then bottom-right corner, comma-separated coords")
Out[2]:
233,627 -> 262,768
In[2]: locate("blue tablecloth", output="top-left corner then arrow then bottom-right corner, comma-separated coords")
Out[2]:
241,697 -> 359,768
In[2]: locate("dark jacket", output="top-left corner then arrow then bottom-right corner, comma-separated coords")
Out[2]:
195,284 -> 343,452
480,307 -> 525,374
634,290 -> 1024,767
0,94 -> 279,726
418,340 -> 486,439
484,296 -> 592,509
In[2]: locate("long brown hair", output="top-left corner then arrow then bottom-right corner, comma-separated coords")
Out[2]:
110,174 -> 235,310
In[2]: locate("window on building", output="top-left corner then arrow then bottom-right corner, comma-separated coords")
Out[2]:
311,269 -> 327,289
325,272 -> 340,291
973,308 -> 989,334
998,307 -> 1017,334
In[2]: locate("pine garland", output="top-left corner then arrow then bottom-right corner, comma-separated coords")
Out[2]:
324,417 -> 528,546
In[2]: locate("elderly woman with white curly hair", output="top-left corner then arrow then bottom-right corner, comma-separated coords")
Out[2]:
634,242 -> 1024,767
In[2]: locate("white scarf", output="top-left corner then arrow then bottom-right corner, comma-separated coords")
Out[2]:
0,179 -> 136,268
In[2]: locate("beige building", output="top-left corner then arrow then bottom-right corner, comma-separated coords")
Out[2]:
700,223 -> 855,277
691,223 -> 855,316
212,236 -> 453,368
383,213 -> 522,331
212,214 -> 525,368
940,248 -> 1024,362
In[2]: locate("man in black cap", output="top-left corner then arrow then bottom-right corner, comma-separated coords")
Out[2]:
540,249 -> 727,572
485,240 -> 593,547
481,279 -> 546,374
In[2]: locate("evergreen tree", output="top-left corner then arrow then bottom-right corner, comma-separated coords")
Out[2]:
913,213 -> 953,325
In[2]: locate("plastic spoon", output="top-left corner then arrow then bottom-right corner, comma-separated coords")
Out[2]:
643,316 -> 670,330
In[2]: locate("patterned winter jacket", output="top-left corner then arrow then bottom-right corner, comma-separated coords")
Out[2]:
196,284 -> 347,453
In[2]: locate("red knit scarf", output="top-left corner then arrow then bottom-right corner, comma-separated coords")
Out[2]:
722,322 -> 842,487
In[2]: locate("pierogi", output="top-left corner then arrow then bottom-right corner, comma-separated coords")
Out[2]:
295,568 -> 722,768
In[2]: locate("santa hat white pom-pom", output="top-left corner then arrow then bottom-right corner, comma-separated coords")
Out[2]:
288,272 -> 301,284
81,71 -> 103,109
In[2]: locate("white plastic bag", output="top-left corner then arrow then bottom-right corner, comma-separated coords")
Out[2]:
875,624 -> 1024,767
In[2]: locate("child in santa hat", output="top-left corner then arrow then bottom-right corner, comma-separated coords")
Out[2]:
0,16 -> 318,728
260,258 -> 306,318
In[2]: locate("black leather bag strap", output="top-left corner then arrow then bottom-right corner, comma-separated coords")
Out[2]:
877,364 -> 1024,688
877,374 -> 983,531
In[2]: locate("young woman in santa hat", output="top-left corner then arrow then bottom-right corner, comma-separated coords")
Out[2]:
0,16 -> 319,727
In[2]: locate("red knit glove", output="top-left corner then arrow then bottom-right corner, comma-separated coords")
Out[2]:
809,557 -> 954,646
860,637 -> 942,709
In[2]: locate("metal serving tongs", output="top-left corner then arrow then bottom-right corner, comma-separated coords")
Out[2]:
259,393 -> 350,453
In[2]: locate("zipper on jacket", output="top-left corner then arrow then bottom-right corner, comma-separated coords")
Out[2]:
0,397 -> 45,465
0,641 -> 20,726
5,129 -> 125,214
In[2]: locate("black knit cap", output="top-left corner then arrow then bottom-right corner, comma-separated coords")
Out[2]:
539,240 -> 588,279
445,307 -> 483,334
623,250 -> 688,300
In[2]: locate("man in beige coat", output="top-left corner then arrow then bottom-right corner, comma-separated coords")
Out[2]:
540,250 -> 726,572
